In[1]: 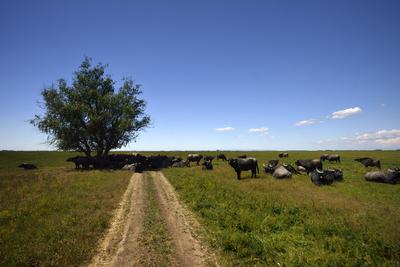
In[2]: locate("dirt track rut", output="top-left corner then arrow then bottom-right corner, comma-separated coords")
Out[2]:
89,171 -> 216,267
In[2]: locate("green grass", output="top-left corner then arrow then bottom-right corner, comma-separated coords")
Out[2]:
0,151 -> 131,266
162,151 -> 400,266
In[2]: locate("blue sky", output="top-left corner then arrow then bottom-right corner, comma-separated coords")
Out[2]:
0,0 -> 399,151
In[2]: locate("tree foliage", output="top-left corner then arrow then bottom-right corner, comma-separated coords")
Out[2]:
31,57 -> 150,156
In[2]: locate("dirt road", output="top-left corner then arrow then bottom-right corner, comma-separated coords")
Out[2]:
89,171 -> 216,267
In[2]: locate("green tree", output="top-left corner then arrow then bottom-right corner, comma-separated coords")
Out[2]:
31,57 -> 150,157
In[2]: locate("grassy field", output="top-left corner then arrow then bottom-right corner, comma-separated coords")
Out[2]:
162,151 -> 400,266
1,151 -> 399,266
0,151 -> 131,266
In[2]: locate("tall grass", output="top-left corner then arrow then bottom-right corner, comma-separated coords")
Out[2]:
0,151 -> 131,266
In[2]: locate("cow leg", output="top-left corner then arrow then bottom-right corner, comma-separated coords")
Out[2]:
236,171 -> 241,180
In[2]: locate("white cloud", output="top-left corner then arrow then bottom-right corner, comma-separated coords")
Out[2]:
355,129 -> 400,141
248,127 -> 269,135
317,129 -> 400,149
215,126 -> 235,132
295,119 -> 320,126
331,107 -> 362,119
375,137 -> 400,146
381,103 -> 386,107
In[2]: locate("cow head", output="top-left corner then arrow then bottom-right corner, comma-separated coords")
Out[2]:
228,158 -> 238,169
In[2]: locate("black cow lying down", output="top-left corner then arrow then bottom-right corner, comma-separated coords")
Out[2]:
282,163 -> 300,174
272,166 -> 292,179
170,156 -> 183,166
263,161 -> 299,177
228,158 -> 259,179
67,154 -> 173,171
18,163 -> 37,170
355,157 -> 381,169
263,160 -> 279,173
202,160 -> 213,170
310,169 -> 343,186
365,168 -> 400,184
172,160 -> 190,168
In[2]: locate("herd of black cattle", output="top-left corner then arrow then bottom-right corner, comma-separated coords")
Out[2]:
18,152 -> 400,185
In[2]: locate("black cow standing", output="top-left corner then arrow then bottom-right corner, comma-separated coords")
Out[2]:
216,154 -> 227,161
228,158 -> 259,179
203,155 -> 215,163
355,157 -> 381,169
67,156 -> 93,169
187,154 -> 203,166
320,154 -> 341,163
295,159 -> 323,174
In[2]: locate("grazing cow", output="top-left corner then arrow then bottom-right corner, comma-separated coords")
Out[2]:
273,166 -> 292,179
18,163 -> 37,170
365,168 -> 400,184
320,154 -> 341,163
216,154 -> 227,161
202,160 -> 213,170
172,160 -> 190,168
310,169 -> 343,186
228,158 -> 259,179
327,154 -> 341,163
295,159 -> 323,174
203,155 -> 215,163
187,154 -> 203,165
278,153 -> 289,158
67,156 -> 93,169
320,154 -> 329,161
282,163 -> 300,174
355,157 -> 381,169
238,155 -> 247,159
